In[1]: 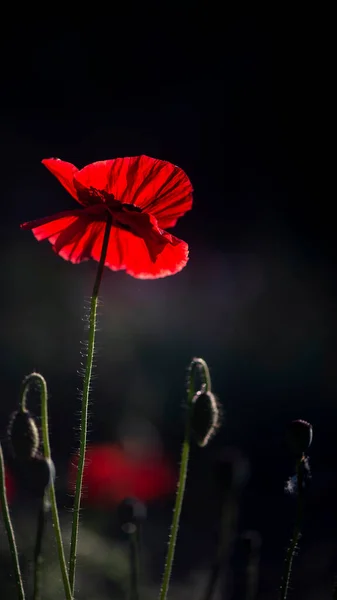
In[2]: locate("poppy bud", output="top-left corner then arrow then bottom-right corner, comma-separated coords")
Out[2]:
8,409 -> 39,460
14,455 -> 55,500
286,419 -> 313,457
191,390 -> 220,447
118,497 -> 147,534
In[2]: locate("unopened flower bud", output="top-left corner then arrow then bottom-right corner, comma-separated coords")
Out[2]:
14,455 -> 55,499
286,419 -> 313,456
191,390 -> 220,447
8,409 -> 39,460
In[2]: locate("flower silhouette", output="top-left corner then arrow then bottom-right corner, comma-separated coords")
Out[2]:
21,155 -> 193,278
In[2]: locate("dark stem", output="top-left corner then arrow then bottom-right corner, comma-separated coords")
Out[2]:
243,531 -> 261,600
201,494 -> 238,600
92,214 -> 113,297
32,503 -> 46,600
279,456 -> 304,600
129,526 -> 140,600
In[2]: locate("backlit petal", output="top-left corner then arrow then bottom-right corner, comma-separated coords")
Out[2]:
21,209 -> 107,264
41,159 -> 82,203
74,155 -> 193,226
102,227 -> 189,279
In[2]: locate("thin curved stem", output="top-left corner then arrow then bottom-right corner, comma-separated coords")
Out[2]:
21,373 -> 72,600
68,214 -> 112,595
188,357 -> 212,398
159,357 -> 211,600
0,442 -> 26,600
280,456 -> 304,600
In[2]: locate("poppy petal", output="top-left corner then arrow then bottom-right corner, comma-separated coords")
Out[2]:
21,209 -> 108,264
74,160 -> 120,195
102,227 -> 189,279
130,460 -> 177,502
21,207 -> 188,277
69,444 -> 177,506
21,210 -> 84,238
74,155 -> 193,226
42,158 -> 82,203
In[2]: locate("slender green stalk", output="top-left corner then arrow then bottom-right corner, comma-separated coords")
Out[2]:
21,373 -> 72,600
159,357 -> 211,600
68,214 -> 112,594
280,456 -> 304,600
158,411 -> 191,600
129,527 -> 140,600
33,503 -> 45,600
0,442 -> 26,600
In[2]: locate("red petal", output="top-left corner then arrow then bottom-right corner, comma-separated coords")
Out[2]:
69,444 -> 176,506
21,210 -> 83,237
21,206 -> 189,277
42,158 -> 83,203
102,227 -> 189,279
70,445 -> 132,506
21,209 -> 107,264
4,469 -> 15,505
130,460 -> 177,502
74,155 -> 193,227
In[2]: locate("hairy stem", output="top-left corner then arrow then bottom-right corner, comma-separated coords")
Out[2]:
68,214 -> 112,595
21,372 -> 73,600
0,442 -> 26,600
159,357 -> 211,600
32,503 -> 45,600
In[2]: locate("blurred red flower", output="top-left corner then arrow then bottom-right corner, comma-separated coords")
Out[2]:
21,156 -> 193,279
1,468 -> 15,506
68,443 -> 177,506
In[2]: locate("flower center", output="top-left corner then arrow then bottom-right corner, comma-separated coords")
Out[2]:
113,203 -> 143,232
120,203 -> 142,213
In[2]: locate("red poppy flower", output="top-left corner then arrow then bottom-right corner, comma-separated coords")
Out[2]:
21,155 -> 193,279
68,443 -> 177,506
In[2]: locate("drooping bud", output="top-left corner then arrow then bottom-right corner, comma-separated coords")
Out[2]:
13,454 -> 55,500
286,419 -> 313,457
191,390 -> 220,447
8,409 -> 39,460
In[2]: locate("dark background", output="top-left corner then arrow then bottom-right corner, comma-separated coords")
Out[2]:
0,7 -> 335,600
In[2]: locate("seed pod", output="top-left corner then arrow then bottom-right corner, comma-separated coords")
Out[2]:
191,390 -> 220,447
8,409 -> 39,459
286,419 -> 313,457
